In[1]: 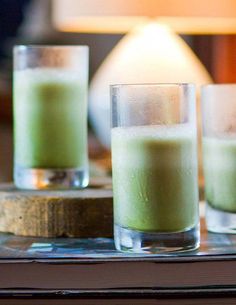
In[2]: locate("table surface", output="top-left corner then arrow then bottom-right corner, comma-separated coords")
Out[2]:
0,218 -> 235,260
0,218 -> 236,302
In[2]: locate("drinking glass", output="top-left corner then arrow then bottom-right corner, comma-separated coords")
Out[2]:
13,45 -> 89,189
111,83 -> 200,253
202,84 -> 236,233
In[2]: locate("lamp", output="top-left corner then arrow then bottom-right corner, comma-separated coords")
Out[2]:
89,22 -> 212,147
52,0 -> 236,147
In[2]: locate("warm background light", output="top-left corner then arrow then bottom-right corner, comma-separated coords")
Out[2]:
89,23 -> 212,147
52,0 -> 225,182
52,0 -> 218,148
53,0 -> 236,34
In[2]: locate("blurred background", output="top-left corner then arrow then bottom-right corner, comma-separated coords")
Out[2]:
1,0 -> 236,182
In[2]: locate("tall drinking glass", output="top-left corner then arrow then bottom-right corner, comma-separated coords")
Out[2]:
111,83 -> 200,253
13,45 -> 89,189
202,84 -> 236,233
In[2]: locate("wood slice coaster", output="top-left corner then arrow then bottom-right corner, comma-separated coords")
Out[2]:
0,178 -> 113,238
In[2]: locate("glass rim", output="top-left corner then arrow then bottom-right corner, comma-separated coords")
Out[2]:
13,45 -> 89,50
110,83 -> 195,88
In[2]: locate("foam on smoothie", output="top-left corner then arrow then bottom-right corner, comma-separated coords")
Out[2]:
112,124 -> 194,139
112,125 -> 196,167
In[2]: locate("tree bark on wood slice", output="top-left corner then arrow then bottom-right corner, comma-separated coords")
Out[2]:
0,181 -> 113,238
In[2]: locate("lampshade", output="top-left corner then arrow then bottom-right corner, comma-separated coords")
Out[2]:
52,1 -> 214,149
53,0 -> 236,34
89,23 -> 212,147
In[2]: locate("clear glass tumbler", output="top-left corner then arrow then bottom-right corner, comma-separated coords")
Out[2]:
202,84 -> 236,233
13,45 -> 89,189
111,83 -> 200,253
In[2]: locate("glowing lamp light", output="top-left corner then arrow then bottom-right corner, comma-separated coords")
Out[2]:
53,0 -> 236,34
89,23 -> 212,146
52,0 -> 236,146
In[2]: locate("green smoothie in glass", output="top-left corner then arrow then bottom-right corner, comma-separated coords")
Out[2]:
112,125 -> 199,233
14,68 -> 88,170
203,137 -> 236,213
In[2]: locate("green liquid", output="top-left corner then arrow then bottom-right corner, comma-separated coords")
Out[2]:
112,126 -> 199,232
14,68 -> 88,169
203,137 -> 236,212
